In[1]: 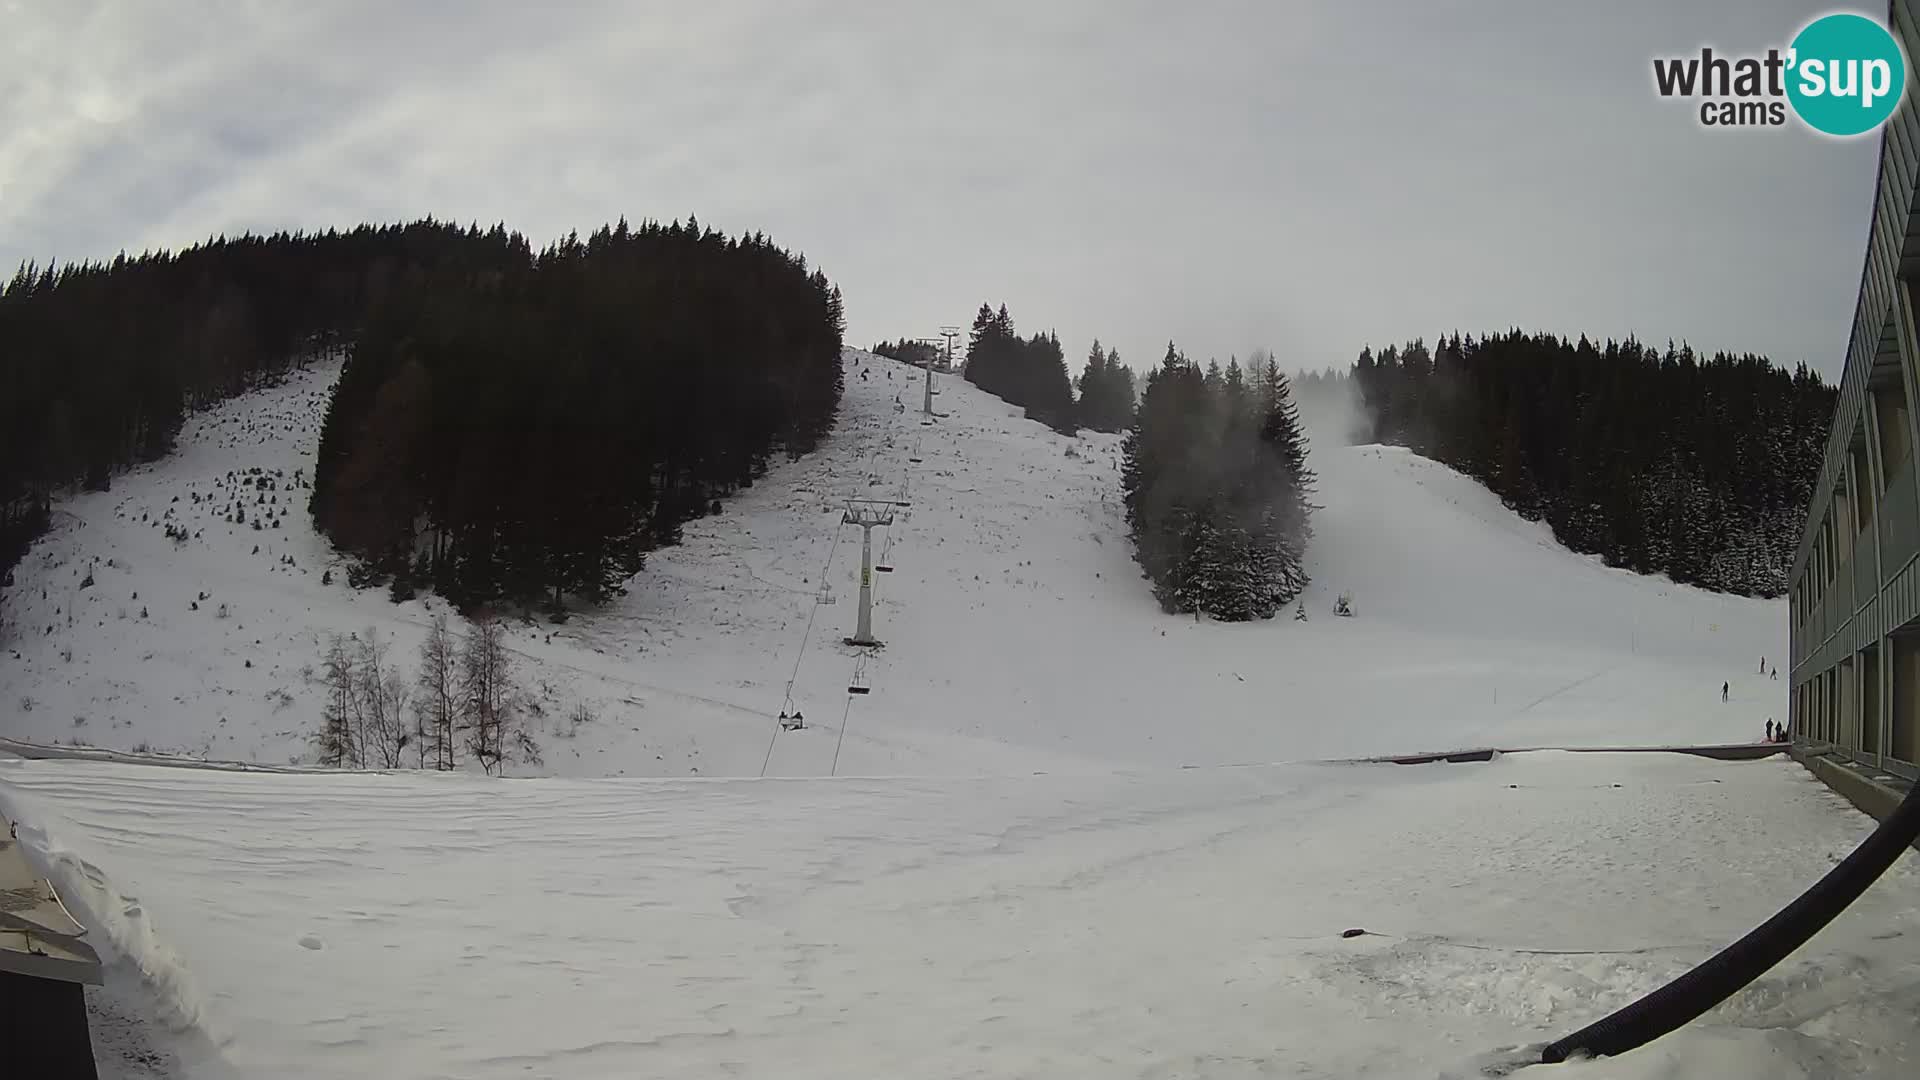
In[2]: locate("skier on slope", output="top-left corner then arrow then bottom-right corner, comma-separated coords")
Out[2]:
1722,681 -> 1729,703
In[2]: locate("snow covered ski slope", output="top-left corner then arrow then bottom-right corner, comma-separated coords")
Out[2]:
2,349 -> 1787,776
3,751 -> 1915,1079
0,348 -> 1904,1080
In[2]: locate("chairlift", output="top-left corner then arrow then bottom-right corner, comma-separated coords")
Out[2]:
876,563 -> 894,573
780,709 -> 806,731
848,680 -> 871,696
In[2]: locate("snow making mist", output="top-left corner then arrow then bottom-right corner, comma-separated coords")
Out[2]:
1290,367 -> 1371,453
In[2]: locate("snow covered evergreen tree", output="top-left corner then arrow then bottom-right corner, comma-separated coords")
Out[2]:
1124,342 -> 1315,620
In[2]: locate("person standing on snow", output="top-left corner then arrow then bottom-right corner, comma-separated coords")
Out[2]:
1722,681 -> 1729,702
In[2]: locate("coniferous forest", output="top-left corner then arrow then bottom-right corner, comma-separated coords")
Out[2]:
871,338 -> 949,370
1346,332 -> 1833,597
961,303 -> 1078,433
0,219 -> 846,611
1074,339 -> 1138,433
310,219 -> 845,610
0,221 -> 511,584
1123,345 -> 1315,620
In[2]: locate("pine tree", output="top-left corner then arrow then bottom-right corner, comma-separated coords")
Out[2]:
1122,342 -> 1315,619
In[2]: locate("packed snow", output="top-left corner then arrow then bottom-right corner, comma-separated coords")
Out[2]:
2,751 -> 1915,1079
1,349 -> 1788,777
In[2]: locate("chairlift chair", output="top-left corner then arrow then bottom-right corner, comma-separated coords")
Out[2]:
847,666 -> 872,695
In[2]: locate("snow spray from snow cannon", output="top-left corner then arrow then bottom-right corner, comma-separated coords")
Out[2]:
1490,778 -> 1920,1072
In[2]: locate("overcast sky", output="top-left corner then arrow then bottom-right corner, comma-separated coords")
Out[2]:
1,0 -> 1883,378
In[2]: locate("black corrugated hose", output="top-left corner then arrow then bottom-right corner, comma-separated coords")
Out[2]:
1539,773 -> 1920,1065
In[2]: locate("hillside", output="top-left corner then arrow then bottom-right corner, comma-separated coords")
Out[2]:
6,348 -> 1903,1080
1,349 -> 1787,776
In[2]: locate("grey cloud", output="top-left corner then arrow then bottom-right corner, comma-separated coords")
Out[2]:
1,0 -> 1877,378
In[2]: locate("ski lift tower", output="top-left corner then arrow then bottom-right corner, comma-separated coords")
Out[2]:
938,324 -> 961,392
912,337 -> 940,417
843,499 -> 896,646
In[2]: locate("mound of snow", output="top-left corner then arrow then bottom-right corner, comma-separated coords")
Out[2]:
2,349 -> 1786,776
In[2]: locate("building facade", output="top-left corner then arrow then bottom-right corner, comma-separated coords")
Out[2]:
1789,0 -> 1920,780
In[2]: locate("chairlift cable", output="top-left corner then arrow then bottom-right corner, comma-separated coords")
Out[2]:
759,516 -> 849,778
830,691 -> 858,776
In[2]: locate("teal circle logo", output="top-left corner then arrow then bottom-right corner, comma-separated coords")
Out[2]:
1786,13 -> 1907,136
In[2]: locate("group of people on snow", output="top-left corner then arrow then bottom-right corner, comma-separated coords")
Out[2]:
1724,656 -> 1790,745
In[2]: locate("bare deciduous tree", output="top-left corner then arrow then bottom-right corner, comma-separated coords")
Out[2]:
310,614 -> 533,774
317,633 -> 359,767
354,628 -> 414,769
415,614 -> 459,771
460,614 -> 527,775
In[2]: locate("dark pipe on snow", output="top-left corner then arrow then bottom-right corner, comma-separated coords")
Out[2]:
1541,777 -> 1920,1064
